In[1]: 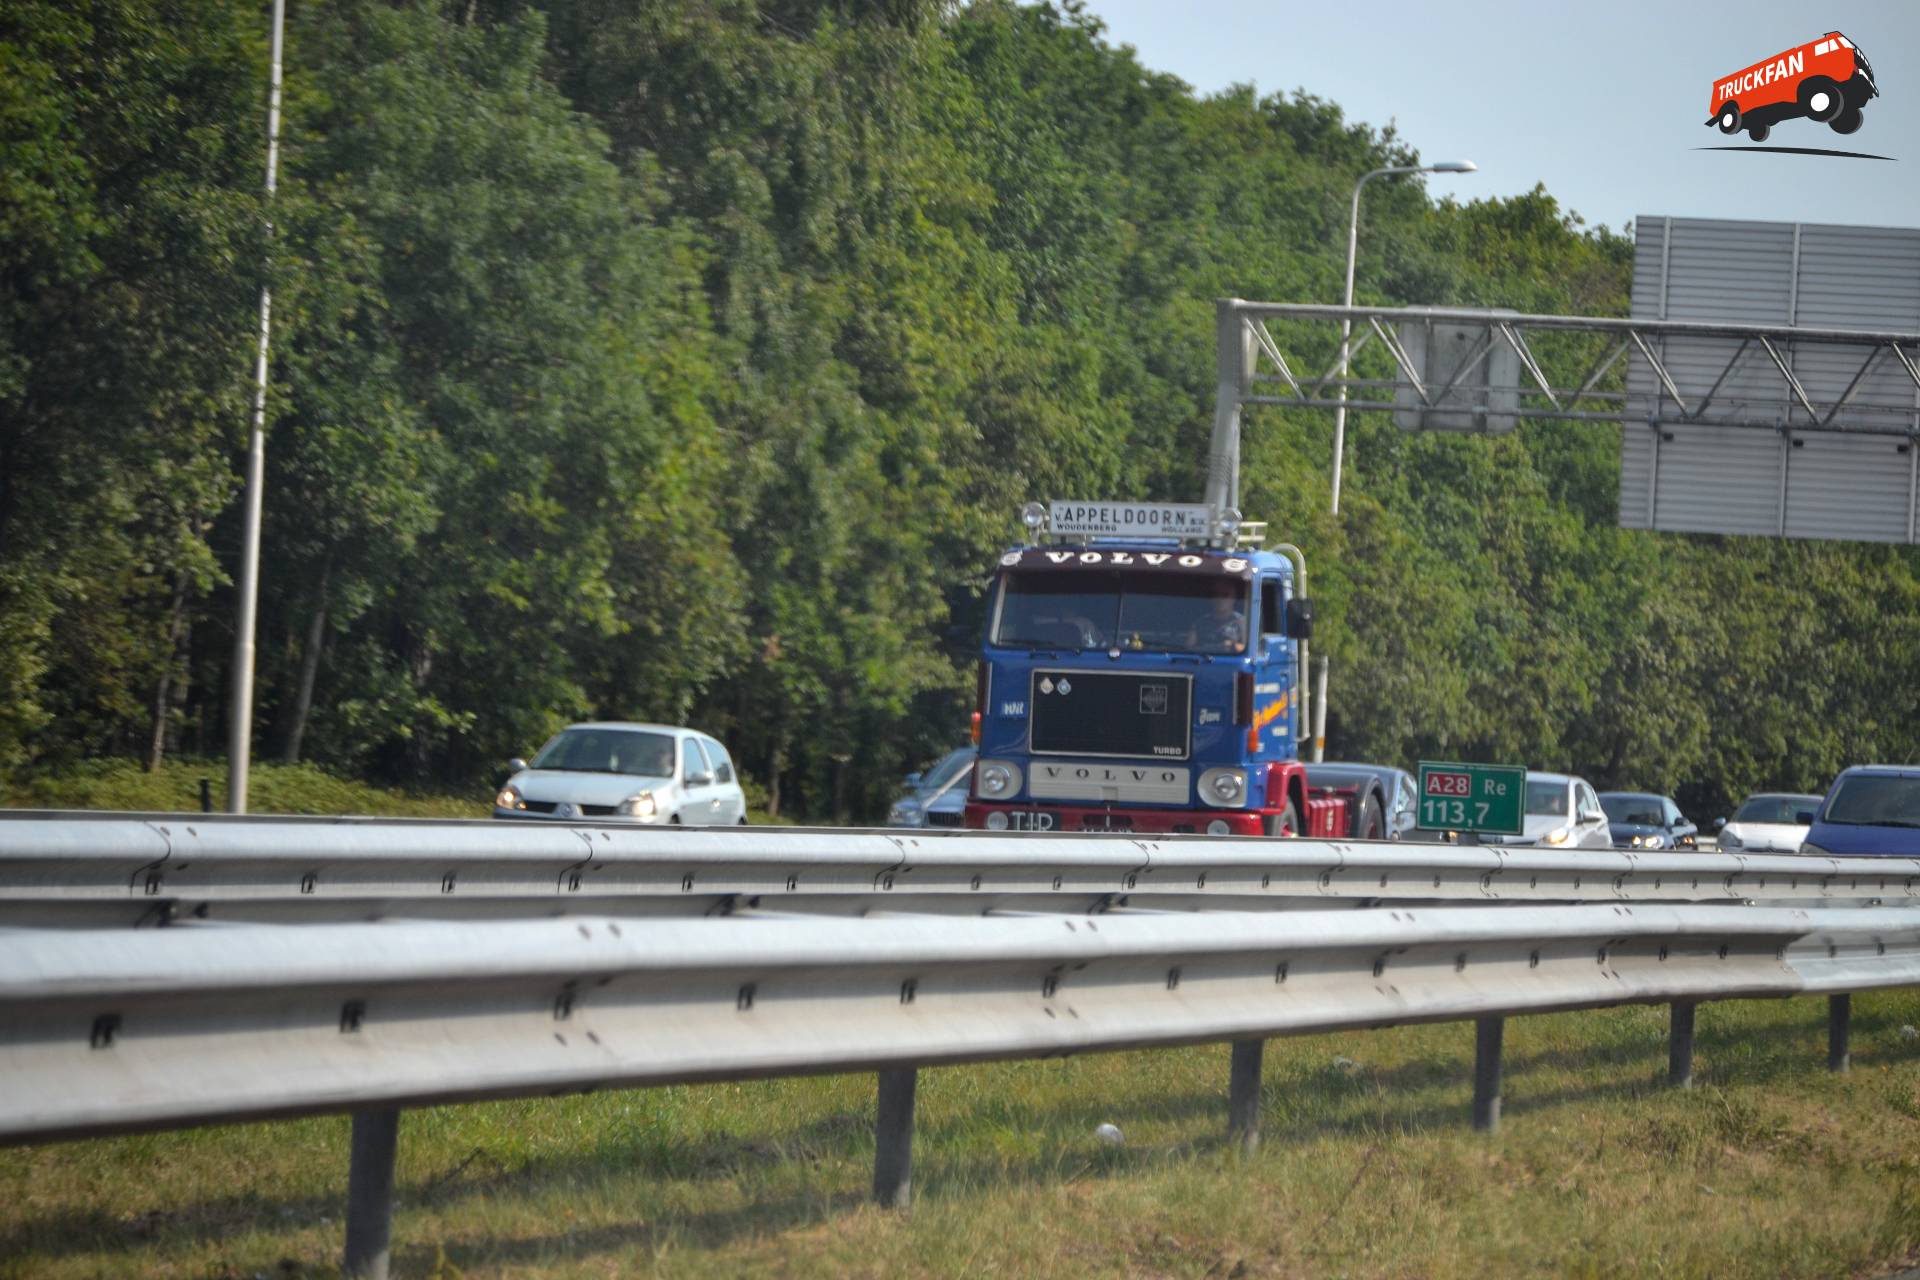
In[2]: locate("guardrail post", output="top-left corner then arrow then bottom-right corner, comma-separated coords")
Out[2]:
872,1067 -> 917,1209
1668,1000 -> 1696,1089
1227,1039 -> 1264,1154
1472,1016 -> 1504,1133
343,1109 -> 401,1279
1828,994 -> 1851,1073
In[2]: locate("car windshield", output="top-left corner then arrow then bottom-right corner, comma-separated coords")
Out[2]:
993,569 -> 1248,656
1600,795 -> 1664,825
530,728 -> 674,777
1525,781 -> 1569,816
1733,794 -> 1821,824
1821,775 -> 1920,827
919,750 -> 974,794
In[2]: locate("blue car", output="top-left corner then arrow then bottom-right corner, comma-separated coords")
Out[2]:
1801,765 -> 1920,857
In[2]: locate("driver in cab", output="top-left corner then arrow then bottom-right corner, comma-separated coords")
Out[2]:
1189,579 -> 1247,654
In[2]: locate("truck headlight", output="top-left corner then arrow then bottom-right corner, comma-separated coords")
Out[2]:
888,800 -> 921,826
495,785 -> 525,811
617,791 -> 656,819
977,760 -> 1022,798
1199,767 -> 1247,807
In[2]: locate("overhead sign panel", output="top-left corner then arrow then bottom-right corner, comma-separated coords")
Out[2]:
1622,216 -> 1920,544
1392,318 -> 1520,433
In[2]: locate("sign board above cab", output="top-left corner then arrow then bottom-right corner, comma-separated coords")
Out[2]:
1047,501 -> 1215,539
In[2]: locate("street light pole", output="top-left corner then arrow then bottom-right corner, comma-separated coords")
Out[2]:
1330,160 -> 1476,516
227,0 -> 287,814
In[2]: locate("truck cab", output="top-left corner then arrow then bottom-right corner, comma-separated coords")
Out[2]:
963,503 -> 1384,839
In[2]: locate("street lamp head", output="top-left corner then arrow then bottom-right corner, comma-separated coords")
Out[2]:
1428,160 -> 1477,173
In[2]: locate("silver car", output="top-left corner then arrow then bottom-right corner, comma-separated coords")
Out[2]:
1715,792 -> 1823,853
1480,771 -> 1612,848
887,747 -> 975,829
494,722 -> 747,825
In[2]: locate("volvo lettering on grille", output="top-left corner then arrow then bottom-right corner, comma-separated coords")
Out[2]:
1030,763 -> 1192,805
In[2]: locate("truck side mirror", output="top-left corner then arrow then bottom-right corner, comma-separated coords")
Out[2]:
1284,597 -> 1313,640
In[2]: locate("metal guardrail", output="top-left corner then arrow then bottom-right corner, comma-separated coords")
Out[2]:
2,811 -> 1913,927
6,901 -> 1917,1146
5,812 -> 1917,1277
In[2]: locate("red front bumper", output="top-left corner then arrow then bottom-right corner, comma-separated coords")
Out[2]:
963,801 -> 1270,835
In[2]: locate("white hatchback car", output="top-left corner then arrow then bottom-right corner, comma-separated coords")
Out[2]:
493,722 -> 747,825
1479,771 -> 1613,849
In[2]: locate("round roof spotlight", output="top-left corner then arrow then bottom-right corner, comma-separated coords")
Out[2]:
1216,506 -> 1243,541
1021,502 -> 1048,533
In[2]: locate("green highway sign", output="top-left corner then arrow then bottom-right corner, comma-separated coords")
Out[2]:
1416,760 -> 1526,835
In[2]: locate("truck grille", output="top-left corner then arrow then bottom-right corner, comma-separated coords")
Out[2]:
1029,669 -> 1191,760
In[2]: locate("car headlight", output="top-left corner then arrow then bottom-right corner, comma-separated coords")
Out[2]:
1629,835 -> 1643,847
1200,767 -> 1247,807
977,760 -> 1022,798
1799,843 -> 1831,857
617,791 -> 656,819
888,801 -> 921,825
495,785 -> 525,810
1644,834 -> 1667,849
1543,826 -> 1571,846
1719,829 -> 1742,849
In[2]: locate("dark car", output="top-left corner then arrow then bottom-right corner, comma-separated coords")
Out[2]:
1598,791 -> 1699,850
1802,765 -> 1920,857
1306,762 -> 1416,839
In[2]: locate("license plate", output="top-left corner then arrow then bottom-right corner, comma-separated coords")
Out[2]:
1080,814 -> 1134,832
1004,810 -> 1057,831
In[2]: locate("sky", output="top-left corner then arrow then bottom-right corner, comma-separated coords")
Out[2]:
1077,0 -> 1920,236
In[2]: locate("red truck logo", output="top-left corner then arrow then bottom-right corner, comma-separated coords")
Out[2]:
1707,31 -> 1878,142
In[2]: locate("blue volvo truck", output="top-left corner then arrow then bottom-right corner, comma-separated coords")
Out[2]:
963,500 -> 1384,838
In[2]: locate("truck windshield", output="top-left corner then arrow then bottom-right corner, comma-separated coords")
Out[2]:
993,569 -> 1248,655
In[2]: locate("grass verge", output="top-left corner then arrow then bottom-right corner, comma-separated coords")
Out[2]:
0,758 -> 484,818
5,992 -> 1920,1278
